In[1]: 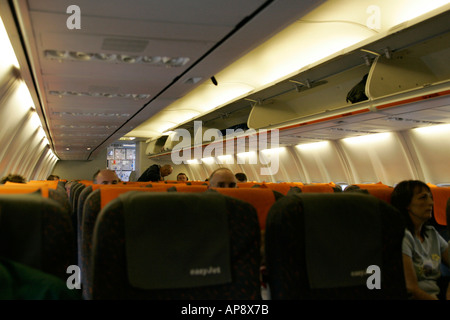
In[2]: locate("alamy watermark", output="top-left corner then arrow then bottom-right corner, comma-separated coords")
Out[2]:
170,121 -> 280,176
351,265 -> 381,290
66,5 -> 81,30
66,265 -> 81,289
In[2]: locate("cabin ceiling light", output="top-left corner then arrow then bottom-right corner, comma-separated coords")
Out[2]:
296,141 -> 329,150
54,124 -> 119,129
49,90 -> 150,100
44,49 -> 190,67
58,133 -> 109,137
260,147 -> 286,155
413,123 -> 450,134
342,132 -> 391,144
52,111 -> 130,117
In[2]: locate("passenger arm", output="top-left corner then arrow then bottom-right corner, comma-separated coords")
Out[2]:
442,245 -> 450,300
402,254 -> 439,300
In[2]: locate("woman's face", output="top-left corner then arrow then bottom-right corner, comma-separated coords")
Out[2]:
407,186 -> 434,222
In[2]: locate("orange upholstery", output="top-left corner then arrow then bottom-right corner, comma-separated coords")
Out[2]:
364,187 -> 393,204
300,183 -> 335,193
99,186 -> 169,209
186,181 -> 209,186
1,183 -> 48,197
28,180 -> 60,190
170,185 -> 209,193
428,185 -> 450,226
213,188 -> 283,230
237,182 -> 267,189
262,182 -> 303,195
353,182 -> 391,189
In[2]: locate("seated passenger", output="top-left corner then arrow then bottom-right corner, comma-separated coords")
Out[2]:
93,169 -> 120,185
235,172 -> 248,183
137,164 -> 173,182
176,172 -> 188,182
47,174 -> 60,181
0,257 -> 80,300
391,180 -> 450,300
0,173 -> 26,184
208,168 -> 237,189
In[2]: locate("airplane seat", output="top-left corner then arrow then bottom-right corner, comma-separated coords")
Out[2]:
169,185 -> 208,193
447,197 -> 450,238
262,182 -> 303,195
300,183 -> 337,193
265,192 -> 407,299
67,180 -> 81,198
428,186 -> 450,241
87,191 -> 261,299
344,185 -> 394,204
211,188 -> 284,231
71,183 -> 86,214
48,187 -> 72,215
80,188 -> 102,298
185,181 -> 209,186
79,185 -> 177,298
76,185 -> 93,265
237,182 -> 266,189
0,193 -> 76,280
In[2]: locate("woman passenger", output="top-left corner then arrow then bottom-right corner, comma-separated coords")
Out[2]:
391,180 -> 450,300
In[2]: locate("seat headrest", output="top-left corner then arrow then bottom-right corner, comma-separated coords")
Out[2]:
299,193 -> 383,289
0,194 -> 44,270
120,191 -> 232,290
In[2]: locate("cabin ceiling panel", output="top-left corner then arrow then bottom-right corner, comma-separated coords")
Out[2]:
14,0 -> 324,160
28,0 -> 267,26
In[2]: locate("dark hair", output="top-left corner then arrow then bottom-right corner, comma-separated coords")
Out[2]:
235,172 -> 247,182
177,172 -> 188,181
0,174 -> 26,184
390,180 -> 432,238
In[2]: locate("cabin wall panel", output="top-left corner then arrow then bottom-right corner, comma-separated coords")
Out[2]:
35,151 -> 55,180
8,130 -> 42,176
293,142 -> 349,184
184,164 -> 208,181
22,140 -> 46,177
338,132 -> 416,186
52,151 -> 107,181
0,79 -> 56,179
405,125 -> 450,184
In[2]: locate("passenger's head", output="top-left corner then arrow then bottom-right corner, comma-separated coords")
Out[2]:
235,172 -> 247,183
93,169 -> 120,185
391,180 -> 433,236
177,172 -> 188,182
160,165 -> 173,178
208,168 -> 237,188
0,174 -> 26,184
47,174 -> 60,181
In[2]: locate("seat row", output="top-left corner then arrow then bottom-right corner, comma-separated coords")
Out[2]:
86,189 -> 409,299
1,179 -> 449,299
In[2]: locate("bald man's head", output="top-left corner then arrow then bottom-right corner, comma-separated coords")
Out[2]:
94,169 -> 120,184
208,168 -> 237,188
160,164 -> 173,177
